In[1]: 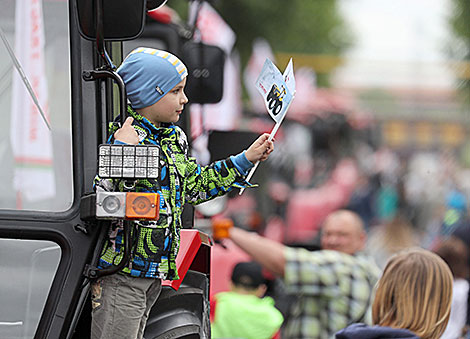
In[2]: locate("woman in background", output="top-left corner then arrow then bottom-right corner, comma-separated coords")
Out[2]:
336,247 -> 453,339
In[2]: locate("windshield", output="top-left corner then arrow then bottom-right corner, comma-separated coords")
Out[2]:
0,0 -> 72,212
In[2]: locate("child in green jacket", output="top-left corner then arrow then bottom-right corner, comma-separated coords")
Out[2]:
212,261 -> 284,339
91,47 -> 274,339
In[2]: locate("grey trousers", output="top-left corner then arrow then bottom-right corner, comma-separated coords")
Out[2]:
90,273 -> 162,339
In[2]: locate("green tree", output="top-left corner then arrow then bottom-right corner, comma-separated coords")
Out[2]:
168,0 -> 352,87
449,0 -> 470,106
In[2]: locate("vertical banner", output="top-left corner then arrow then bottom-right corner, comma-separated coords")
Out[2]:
11,0 -> 55,205
188,2 -> 241,164
189,2 -> 241,134
192,2 -> 236,55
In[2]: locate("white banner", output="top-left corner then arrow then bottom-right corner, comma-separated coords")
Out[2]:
11,0 -> 55,204
189,1 -> 241,142
190,1 -> 236,54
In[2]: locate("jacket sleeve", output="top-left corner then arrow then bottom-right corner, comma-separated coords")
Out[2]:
184,156 -> 255,205
170,126 -> 255,205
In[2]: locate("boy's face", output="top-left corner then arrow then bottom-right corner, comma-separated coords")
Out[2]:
138,77 -> 188,126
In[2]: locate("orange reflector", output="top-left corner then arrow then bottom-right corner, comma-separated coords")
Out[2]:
212,218 -> 233,239
125,192 -> 160,220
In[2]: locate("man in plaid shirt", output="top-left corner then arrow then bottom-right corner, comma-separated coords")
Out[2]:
216,209 -> 381,339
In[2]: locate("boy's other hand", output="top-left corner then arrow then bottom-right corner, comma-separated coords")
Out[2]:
114,117 -> 139,145
245,133 -> 274,163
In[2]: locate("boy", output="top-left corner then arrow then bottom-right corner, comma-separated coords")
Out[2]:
91,47 -> 274,339
211,261 -> 284,339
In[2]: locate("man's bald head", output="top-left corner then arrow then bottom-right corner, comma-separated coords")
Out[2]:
320,210 -> 366,255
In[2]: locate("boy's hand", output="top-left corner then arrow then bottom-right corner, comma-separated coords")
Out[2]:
245,133 -> 274,163
114,117 -> 139,145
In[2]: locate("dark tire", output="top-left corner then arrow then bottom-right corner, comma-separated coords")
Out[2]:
143,270 -> 210,339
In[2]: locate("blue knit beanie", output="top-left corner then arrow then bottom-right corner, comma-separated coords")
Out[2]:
117,47 -> 188,109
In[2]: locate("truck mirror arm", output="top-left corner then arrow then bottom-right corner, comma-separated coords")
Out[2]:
94,0 -> 116,70
82,69 -> 128,130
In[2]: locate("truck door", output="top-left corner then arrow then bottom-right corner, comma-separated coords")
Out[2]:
0,0 -> 100,338
1,1 -> 221,338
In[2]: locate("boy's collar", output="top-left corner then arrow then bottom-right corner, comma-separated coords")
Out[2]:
127,105 -> 174,134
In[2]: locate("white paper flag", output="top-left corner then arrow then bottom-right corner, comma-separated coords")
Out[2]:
239,58 -> 295,195
256,59 -> 294,124
283,58 -> 296,95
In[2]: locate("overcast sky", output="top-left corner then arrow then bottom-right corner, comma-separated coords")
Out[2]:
333,0 -> 455,88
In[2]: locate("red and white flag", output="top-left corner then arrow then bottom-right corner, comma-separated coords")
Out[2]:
190,1 -> 236,54
11,0 -> 55,205
189,2 -> 241,154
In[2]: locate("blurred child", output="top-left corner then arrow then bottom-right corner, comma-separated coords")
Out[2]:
211,261 -> 283,339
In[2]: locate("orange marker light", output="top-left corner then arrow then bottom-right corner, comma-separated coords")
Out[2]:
212,218 -> 233,240
125,192 -> 160,220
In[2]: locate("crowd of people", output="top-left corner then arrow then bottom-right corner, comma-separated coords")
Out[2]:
211,208 -> 469,339
207,127 -> 470,338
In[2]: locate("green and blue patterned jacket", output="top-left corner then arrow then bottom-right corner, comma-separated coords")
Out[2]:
94,107 -> 252,280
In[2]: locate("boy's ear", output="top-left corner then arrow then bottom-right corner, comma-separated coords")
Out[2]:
182,42 -> 225,104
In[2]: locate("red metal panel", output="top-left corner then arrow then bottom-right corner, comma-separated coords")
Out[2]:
162,229 -> 211,290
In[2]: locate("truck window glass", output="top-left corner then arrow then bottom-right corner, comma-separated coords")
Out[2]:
0,239 -> 61,338
0,0 -> 72,212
